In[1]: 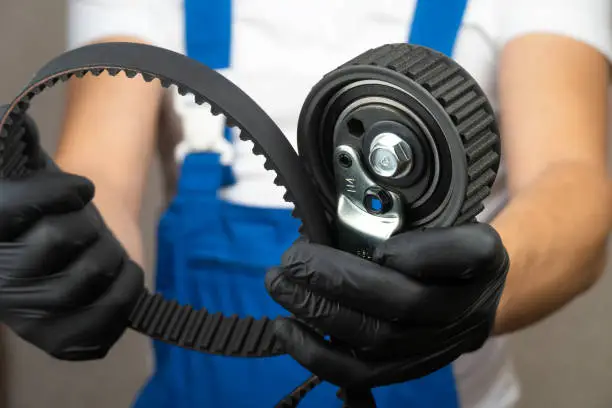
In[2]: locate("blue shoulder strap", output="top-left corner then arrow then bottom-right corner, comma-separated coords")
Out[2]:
183,0 -> 235,186
184,0 -> 232,69
408,0 -> 468,56
184,0 -> 467,63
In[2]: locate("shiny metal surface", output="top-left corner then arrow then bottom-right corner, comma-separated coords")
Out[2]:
334,144 -> 403,254
367,132 -> 414,179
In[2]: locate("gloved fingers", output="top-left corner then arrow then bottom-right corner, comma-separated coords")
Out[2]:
390,335 -> 479,383
267,268 -> 380,347
0,211 -> 101,278
266,259 -> 475,325
0,172 -> 94,241
84,258 -> 144,313
54,234 -> 126,309
274,317 -> 382,389
0,171 -> 94,214
373,224 -> 506,282
275,316 -> 472,391
272,243 -> 427,321
266,267 -> 449,351
45,259 -> 145,361
0,233 -> 126,314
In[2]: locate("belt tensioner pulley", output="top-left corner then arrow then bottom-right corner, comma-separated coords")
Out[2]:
299,44 -> 500,257
0,42 -> 500,408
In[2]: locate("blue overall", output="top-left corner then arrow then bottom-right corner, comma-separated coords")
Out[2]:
133,1 -> 468,406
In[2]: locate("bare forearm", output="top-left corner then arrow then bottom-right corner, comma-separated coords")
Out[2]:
82,180 -> 147,265
56,141 -> 149,266
55,36 -> 163,265
491,162 -> 612,334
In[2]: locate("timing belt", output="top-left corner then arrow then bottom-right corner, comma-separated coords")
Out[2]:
0,41 -> 501,408
0,42 -> 334,363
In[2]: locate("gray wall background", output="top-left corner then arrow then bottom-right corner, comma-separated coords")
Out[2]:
0,1 -> 610,407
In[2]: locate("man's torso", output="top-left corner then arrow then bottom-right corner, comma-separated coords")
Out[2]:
158,2 -> 517,407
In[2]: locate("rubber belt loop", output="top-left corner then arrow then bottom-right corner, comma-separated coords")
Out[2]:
408,0 -> 468,57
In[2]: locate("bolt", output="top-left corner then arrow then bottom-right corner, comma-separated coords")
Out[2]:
368,132 -> 413,178
338,152 -> 353,168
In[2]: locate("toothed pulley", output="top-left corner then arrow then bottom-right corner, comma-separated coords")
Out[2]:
297,43 -> 501,255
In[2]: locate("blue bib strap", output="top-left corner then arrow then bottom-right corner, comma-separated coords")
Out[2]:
184,0 -> 235,187
184,0 -> 232,69
408,0 -> 468,56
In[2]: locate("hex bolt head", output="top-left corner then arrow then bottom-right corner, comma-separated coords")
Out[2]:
368,132 -> 414,178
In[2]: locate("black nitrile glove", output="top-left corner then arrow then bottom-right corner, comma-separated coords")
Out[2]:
0,161 -> 144,360
265,223 -> 509,389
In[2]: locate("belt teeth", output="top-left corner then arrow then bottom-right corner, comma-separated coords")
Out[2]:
0,43 -> 333,241
177,86 -> 188,96
0,42 -> 336,363
210,104 -> 222,115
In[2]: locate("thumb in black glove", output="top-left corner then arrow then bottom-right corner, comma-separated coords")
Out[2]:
265,223 -> 509,389
0,168 -> 144,360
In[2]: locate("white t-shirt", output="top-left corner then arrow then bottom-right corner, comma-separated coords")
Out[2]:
67,1 -> 612,407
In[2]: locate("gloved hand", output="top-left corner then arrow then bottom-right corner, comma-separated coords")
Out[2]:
265,223 -> 509,389
0,160 -> 144,361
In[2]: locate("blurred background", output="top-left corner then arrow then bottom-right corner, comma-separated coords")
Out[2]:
0,1 -> 611,407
